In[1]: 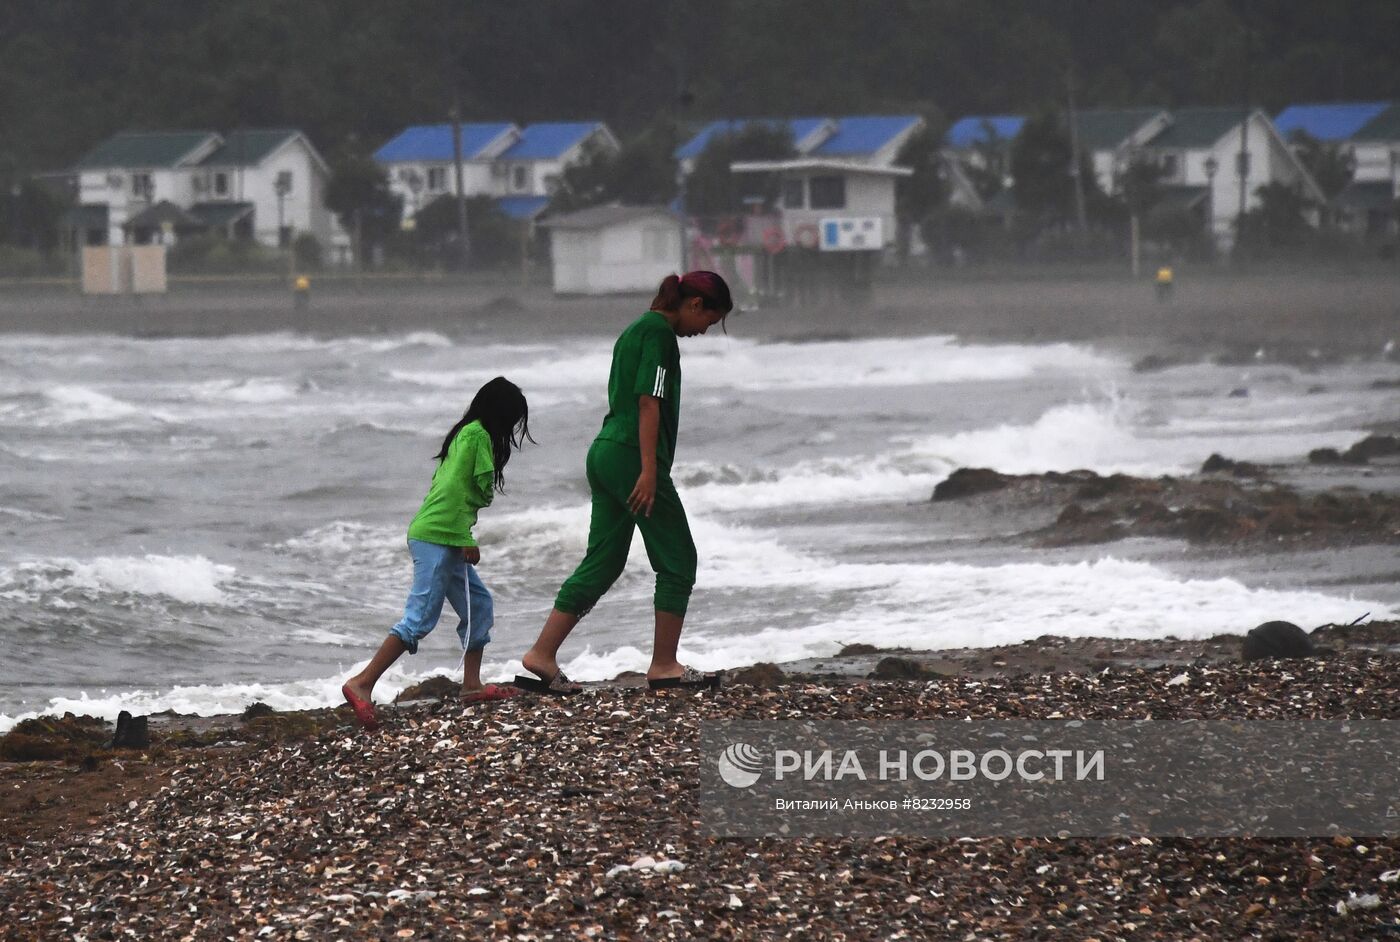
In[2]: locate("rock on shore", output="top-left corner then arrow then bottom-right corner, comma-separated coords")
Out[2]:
931,465 -> 1400,548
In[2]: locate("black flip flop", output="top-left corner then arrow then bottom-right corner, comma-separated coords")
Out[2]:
648,667 -> 722,691
512,671 -> 583,696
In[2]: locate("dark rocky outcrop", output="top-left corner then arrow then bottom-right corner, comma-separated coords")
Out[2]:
1310,434 -> 1400,465
240,702 -> 276,720
1241,621 -> 1318,662
112,711 -> 149,749
1200,453 -> 1267,477
1342,434 -> 1400,463
869,657 -> 932,680
836,643 -> 882,657
729,663 -> 788,687
0,714 -> 109,761
932,468 -> 1015,501
932,464 -> 1400,548
1132,353 -> 1180,373
394,675 -> 459,702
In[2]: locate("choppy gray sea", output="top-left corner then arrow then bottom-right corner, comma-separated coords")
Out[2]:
2,322 -> 1397,727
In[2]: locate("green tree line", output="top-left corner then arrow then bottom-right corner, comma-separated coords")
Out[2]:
1,0 -> 1397,180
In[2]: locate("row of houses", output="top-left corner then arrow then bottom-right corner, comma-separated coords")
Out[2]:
944,102 -> 1400,246
65,121 -> 622,261
61,100 -> 1400,284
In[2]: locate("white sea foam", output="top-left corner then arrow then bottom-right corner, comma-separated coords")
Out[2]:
0,506 -> 63,522
683,336 -> 1120,391
390,336 -> 1122,395
556,554 -> 1391,680
1,554 -> 235,605
282,521 -> 403,557
189,377 -> 302,404
41,386 -> 171,425
0,661 -> 472,733
908,395 -> 1369,478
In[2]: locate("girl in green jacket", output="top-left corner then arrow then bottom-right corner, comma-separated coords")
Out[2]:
343,377 -> 532,729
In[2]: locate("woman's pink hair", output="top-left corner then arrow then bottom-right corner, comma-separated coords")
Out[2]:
650,270 -> 733,315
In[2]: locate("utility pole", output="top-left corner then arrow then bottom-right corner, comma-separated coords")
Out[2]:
673,0 -> 691,272
1066,69 -> 1088,232
450,95 -> 471,269
1237,21 -> 1252,226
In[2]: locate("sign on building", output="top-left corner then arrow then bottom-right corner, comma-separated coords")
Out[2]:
819,217 -> 883,252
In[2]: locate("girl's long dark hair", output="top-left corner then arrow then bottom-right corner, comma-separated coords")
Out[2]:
434,376 -> 534,492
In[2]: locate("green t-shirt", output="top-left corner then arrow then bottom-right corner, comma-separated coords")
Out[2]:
595,310 -> 682,469
406,419 -> 495,547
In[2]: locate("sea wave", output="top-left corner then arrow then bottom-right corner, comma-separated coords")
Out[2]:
0,554 -> 235,606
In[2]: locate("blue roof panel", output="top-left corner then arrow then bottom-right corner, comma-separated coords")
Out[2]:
675,118 -> 796,159
502,123 -> 600,160
1274,102 -> 1392,141
675,115 -> 918,160
947,115 -> 1025,149
495,196 -> 551,220
374,123 -> 515,162
812,115 -> 922,156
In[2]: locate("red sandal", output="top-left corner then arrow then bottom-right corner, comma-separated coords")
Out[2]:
460,683 -> 522,703
341,684 -> 380,730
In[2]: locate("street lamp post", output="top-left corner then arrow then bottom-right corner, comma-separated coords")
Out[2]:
274,174 -> 291,248
1391,150 -> 1400,245
1116,151 -> 1141,277
1204,155 -> 1219,253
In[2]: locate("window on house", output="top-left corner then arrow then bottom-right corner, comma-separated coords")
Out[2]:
131,172 -> 153,200
808,175 -> 846,210
214,172 -> 229,197
782,178 -> 805,209
427,167 -> 447,192
512,165 -> 529,190
1158,154 -> 1178,178
1235,152 -> 1251,177
276,171 -> 293,194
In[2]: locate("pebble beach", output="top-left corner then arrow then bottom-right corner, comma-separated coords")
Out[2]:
3,631 -> 1399,940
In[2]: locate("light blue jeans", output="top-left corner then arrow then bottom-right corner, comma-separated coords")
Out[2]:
389,539 -> 494,655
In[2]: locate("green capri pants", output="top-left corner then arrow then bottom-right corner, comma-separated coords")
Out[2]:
554,438 -> 697,617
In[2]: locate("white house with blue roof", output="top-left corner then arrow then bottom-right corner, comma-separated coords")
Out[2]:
1274,102 -> 1398,185
940,115 -> 1024,213
375,121 -> 617,223
1277,102 -> 1400,237
677,115 -> 923,250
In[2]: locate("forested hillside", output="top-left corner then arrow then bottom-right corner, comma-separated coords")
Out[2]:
1,0 -> 1397,176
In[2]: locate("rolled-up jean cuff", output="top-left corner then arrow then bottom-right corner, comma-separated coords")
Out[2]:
388,624 -> 421,655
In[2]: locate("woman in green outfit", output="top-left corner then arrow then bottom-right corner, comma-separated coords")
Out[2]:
517,271 -> 733,695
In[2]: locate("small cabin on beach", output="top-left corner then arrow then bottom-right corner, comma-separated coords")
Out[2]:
540,204 -> 682,295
